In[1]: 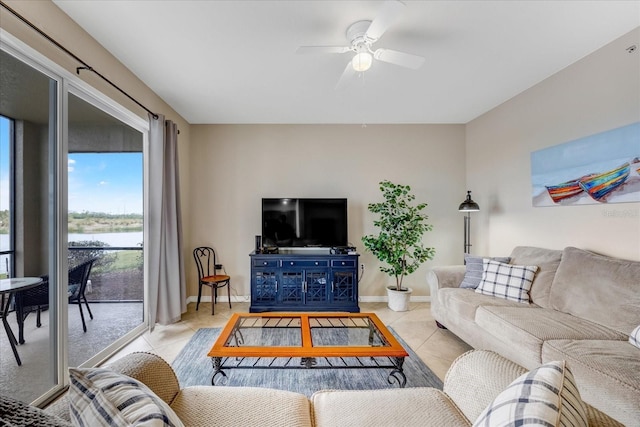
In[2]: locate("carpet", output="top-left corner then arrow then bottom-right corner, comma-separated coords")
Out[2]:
171,327 -> 443,398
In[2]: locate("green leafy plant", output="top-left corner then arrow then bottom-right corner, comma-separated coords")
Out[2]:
362,180 -> 435,291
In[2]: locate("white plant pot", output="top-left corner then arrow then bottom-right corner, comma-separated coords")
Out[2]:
387,286 -> 412,312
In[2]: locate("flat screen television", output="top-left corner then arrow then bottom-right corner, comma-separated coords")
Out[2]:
262,198 -> 348,248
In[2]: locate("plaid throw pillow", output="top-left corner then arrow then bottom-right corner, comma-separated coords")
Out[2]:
473,360 -> 588,427
630,325 -> 640,349
475,259 -> 538,303
68,367 -> 184,427
460,255 -> 511,289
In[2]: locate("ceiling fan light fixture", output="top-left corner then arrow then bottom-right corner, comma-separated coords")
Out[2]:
352,51 -> 373,72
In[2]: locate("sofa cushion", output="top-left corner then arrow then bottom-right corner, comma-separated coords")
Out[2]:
630,324 -> 640,349
68,368 -> 184,427
549,247 -> 640,335
472,360 -> 587,427
475,260 -> 538,303
170,386 -> 312,427
475,306 -> 627,368
460,255 -> 511,289
542,339 -> 640,427
0,394 -> 71,427
312,387 -> 471,427
437,288 -> 531,323
509,246 -> 562,308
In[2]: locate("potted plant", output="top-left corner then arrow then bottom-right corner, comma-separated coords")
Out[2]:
362,180 -> 435,311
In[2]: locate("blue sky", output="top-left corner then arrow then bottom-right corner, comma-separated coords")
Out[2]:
68,153 -> 143,214
1,116 -> 143,215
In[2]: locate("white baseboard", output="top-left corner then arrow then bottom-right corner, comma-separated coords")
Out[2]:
185,295 -> 250,304
359,296 -> 431,303
186,295 -> 431,304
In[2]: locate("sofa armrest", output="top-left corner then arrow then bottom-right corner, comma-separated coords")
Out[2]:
443,350 -> 526,422
105,352 -> 181,405
45,352 -> 181,421
427,266 -> 466,325
443,350 -> 624,426
427,265 -> 465,294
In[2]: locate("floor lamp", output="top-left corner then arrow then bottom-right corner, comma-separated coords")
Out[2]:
458,191 -> 480,254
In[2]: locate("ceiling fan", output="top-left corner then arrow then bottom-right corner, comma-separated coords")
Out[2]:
296,0 -> 425,88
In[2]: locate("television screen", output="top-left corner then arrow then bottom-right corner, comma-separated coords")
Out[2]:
262,198 -> 348,248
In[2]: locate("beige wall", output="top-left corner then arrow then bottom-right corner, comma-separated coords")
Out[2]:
466,27 -> 640,261
188,124 -> 466,299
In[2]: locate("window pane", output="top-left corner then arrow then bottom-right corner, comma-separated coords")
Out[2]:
67,93 -> 144,368
0,49 -> 58,403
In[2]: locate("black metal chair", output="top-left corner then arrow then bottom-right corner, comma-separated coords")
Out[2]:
193,247 -> 231,315
14,258 -> 96,343
67,258 -> 95,333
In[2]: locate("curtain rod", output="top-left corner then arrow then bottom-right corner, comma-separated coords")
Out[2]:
0,1 -> 159,120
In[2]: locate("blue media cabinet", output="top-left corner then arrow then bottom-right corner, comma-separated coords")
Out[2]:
249,252 -> 360,313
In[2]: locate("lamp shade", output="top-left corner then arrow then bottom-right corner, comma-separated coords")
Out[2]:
352,51 -> 373,72
458,191 -> 480,212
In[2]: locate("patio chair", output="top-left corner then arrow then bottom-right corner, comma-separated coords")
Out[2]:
14,258 -> 96,344
193,246 -> 231,315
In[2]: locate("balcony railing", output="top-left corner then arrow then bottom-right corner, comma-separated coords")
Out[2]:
68,246 -> 143,303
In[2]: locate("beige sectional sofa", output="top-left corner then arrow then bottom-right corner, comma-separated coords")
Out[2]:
428,246 -> 640,426
19,349 -> 620,426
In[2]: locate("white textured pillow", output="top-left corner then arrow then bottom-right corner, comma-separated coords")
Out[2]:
68,367 -> 184,427
475,259 -> 538,303
473,360 -> 587,427
630,325 -> 640,349
460,255 -> 511,289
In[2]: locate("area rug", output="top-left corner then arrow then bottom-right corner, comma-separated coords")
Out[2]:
171,327 -> 443,398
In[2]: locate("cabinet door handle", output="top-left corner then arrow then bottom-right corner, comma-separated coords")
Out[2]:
275,280 -> 278,293
315,261 -> 319,265
341,262 -> 345,266
263,261 -> 268,265
331,281 -> 334,292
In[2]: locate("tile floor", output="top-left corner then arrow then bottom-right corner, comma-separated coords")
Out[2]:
107,301 -> 473,381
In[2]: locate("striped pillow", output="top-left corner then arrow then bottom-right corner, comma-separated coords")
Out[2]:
473,360 -> 587,427
630,325 -> 640,349
475,259 -> 538,303
460,255 -> 511,289
68,367 -> 184,427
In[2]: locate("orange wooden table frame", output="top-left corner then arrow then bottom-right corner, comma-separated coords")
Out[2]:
207,312 -> 409,387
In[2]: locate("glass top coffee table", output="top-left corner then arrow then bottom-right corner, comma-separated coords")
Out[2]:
208,312 -> 409,387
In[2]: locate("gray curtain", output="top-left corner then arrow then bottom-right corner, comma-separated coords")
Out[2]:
148,113 -> 186,331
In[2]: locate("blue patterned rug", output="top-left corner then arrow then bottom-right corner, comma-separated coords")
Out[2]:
171,327 -> 443,398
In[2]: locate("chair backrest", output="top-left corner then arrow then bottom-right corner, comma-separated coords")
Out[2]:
68,258 -> 95,300
16,258 -> 96,308
193,247 -> 219,280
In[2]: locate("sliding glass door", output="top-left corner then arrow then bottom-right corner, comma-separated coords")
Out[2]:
0,35 -> 148,404
66,92 -> 144,368
0,48 -> 60,403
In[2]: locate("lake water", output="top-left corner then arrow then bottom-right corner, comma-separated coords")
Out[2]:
0,231 -> 142,273
68,231 -> 143,247
0,231 -> 143,250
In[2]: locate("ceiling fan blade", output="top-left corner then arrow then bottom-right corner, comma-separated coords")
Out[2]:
365,0 -> 406,41
296,46 -> 351,54
374,48 -> 425,70
335,60 -> 356,90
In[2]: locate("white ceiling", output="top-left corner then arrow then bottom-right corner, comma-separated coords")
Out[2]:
52,1 -> 640,124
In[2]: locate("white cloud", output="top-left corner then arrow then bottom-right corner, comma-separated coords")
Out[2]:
99,181 -> 108,186
68,158 -> 76,172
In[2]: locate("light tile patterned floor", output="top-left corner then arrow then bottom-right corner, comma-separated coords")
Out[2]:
108,301 -> 472,381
